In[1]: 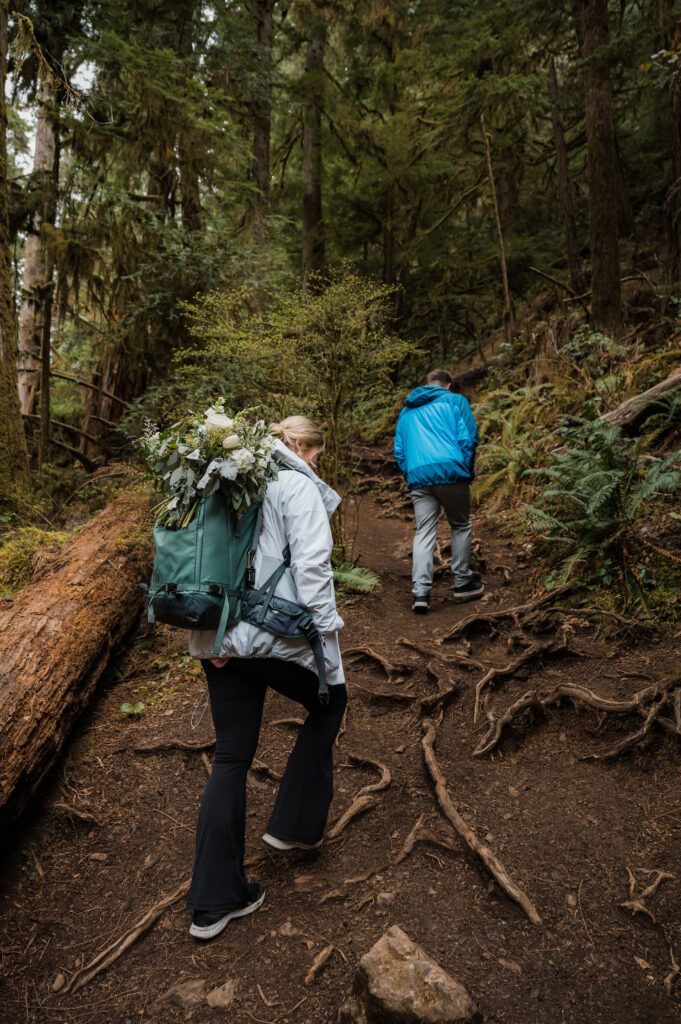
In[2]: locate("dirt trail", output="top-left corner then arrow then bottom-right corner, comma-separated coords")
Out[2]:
1,497 -> 680,1023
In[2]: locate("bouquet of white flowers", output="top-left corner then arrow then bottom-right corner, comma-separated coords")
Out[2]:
140,400 -> 280,528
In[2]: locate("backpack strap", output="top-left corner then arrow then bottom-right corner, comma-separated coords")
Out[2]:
212,498 -> 263,657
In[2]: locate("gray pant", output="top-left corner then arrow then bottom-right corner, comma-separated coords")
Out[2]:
411,483 -> 472,595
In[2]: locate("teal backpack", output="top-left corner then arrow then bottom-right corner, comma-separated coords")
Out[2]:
144,489 -> 329,702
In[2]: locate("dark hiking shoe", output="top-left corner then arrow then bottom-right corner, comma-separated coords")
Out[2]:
453,579 -> 485,602
412,594 -> 430,614
262,832 -> 323,851
190,882 -> 265,940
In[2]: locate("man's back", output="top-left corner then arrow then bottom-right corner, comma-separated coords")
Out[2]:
394,385 -> 477,491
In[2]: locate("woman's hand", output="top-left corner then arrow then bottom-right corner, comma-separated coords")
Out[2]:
210,657 -> 230,668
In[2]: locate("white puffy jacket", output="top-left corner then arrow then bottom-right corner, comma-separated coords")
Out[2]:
188,443 -> 345,686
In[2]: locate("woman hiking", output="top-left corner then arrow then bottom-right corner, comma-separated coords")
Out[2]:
186,416 -> 347,941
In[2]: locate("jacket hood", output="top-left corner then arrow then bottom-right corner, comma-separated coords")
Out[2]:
274,439 -> 341,517
405,385 -> 450,408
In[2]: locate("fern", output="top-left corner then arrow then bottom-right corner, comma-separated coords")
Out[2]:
333,563 -> 380,593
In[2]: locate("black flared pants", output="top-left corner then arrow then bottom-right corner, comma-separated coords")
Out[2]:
187,657 -> 347,913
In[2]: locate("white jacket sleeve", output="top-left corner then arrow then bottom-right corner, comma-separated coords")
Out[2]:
280,474 -> 344,634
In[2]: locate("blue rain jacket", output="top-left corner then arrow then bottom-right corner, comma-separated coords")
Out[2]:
394,386 -> 478,490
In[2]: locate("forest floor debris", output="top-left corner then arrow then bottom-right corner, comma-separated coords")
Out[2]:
1,497 -> 680,1023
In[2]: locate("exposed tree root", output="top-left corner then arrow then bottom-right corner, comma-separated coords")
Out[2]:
665,945 -> 681,995
421,717 -> 541,926
418,662 -> 458,715
437,585 -> 572,644
474,679 -> 679,757
61,878 -> 191,993
348,681 -> 416,703
620,866 -> 675,924
394,813 -> 461,865
304,944 -> 336,984
473,635 -> 568,723
271,717 -> 305,728
554,605 -> 653,635
344,646 -> 413,684
52,801 -> 103,827
327,754 -> 391,840
398,636 -> 485,672
128,737 -> 215,754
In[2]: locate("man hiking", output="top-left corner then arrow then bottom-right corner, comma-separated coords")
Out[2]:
394,368 -> 483,613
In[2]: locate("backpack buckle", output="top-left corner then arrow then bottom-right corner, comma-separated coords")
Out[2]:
167,582 -> 178,594
208,584 -> 222,597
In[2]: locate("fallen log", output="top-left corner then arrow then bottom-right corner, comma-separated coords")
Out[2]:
0,487 -> 152,828
600,367 -> 681,428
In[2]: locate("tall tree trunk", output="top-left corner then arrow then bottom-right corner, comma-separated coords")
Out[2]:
574,0 -> 622,335
668,16 -> 681,284
547,57 -> 584,292
252,0 -> 275,246
16,76 -> 59,415
481,114 -> 515,344
302,19 -> 325,289
177,0 -> 201,234
0,0 -> 29,504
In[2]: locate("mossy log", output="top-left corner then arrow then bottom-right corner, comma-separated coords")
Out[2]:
0,488 -> 152,829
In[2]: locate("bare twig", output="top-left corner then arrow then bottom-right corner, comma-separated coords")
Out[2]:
421,717 -> 541,926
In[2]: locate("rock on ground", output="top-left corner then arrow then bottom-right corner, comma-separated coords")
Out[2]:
338,925 -> 481,1024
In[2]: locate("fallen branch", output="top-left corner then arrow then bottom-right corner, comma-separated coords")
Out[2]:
583,696 -> 666,761
128,737 -> 215,754
398,636 -> 484,672
421,717 -> 541,926
327,754 -> 391,839
600,367 -> 681,428
348,681 -> 416,703
61,878 -> 191,993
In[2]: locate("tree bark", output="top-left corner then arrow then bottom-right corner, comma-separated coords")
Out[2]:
574,0 -> 622,336
0,0 -> 30,505
302,19 -> 325,289
668,16 -> 681,284
252,0 -> 275,246
17,75 -> 59,415
177,0 -> 201,234
0,488 -> 152,828
547,57 -> 584,292
481,113 -> 515,344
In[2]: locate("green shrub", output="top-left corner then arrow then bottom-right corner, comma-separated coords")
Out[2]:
0,527 -> 70,596
524,417 -> 681,606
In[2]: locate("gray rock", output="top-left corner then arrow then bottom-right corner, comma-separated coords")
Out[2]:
149,978 -> 207,1014
342,925 -> 481,1024
206,979 -> 236,1008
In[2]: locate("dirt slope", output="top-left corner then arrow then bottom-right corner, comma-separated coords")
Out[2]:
0,497 -> 680,1024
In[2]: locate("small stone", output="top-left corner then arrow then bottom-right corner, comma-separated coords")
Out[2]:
498,958 -> 522,975
206,980 -> 235,1008
530,988 -> 540,999
395,745 -> 406,753
508,785 -> 520,797
89,852 -> 108,862
279,920 -> 302,937
484,832 -> 494,843
143,852 -> 159,870
353,925 -> 480,1022
559,731 -> 566,742
52,973 -> 65,992
149,978 -> 207,1014
376,892 -> 395,908
566,893 -> 577,908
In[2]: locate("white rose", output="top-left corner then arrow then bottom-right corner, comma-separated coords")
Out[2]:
222,433 -> 241,449
205,412 -> 234,433
233,447 -> 256,473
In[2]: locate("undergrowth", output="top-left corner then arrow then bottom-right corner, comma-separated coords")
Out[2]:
0,527 -> 70,597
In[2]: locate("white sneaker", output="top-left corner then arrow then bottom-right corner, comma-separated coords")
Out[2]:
189,882 -> 265,940
262,832 -> 323,851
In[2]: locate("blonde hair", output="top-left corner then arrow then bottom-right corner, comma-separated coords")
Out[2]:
271,415 -> 325,451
